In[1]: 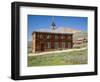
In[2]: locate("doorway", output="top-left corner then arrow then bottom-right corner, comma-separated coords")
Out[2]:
41,43 -> 44,51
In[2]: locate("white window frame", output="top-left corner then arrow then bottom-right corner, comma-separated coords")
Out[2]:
62,42 -> 66,48
47,42 -> 51,48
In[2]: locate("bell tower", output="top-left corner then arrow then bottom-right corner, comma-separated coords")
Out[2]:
51,16 -> 56,30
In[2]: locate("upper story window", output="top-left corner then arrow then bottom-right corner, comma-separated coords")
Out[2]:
47,35 -> 50,39
61,35 -> 64,39
40,34 -> 43,39
68,36 -> 71,39
55,35 -> 58,39
36,34 -> 40,39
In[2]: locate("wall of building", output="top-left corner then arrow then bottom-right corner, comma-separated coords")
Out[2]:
32,32 -> 73,53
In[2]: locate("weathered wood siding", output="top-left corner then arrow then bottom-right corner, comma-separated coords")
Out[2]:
32,32 -> 73,53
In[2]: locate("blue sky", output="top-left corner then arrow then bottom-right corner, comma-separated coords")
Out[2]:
28,15 -> 88,41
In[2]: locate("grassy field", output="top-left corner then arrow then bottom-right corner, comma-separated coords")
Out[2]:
28,49 -> 88,67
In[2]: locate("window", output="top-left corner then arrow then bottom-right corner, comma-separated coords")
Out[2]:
40,34 -> 43,39
61,35 -> 64,39
55,35 -> 58,39
47,42 -> 51,48
62,42 -> 65,48
68,36 -> 71,39
37,34 -> 40,38
47,35 -> 50,39
68,42 -> 71,48
55,42 -> 58,49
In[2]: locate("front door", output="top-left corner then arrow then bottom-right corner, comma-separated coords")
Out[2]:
41,43 -> 44,51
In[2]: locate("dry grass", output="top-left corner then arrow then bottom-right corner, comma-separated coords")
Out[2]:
28,48 -> 88,67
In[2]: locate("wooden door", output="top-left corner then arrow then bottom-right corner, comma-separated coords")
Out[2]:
41,43 -> 44,51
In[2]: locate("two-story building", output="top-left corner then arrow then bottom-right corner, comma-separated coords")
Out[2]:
32,31 -> 73,53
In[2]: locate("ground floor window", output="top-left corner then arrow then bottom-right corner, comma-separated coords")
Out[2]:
68,42 -> 71,48
62,42 -> 66,48
55,42 -> 58,49
47,42 -> 51,48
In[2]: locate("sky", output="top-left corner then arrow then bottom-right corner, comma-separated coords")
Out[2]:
28,15 -> 88,41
